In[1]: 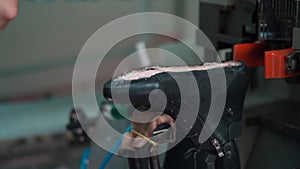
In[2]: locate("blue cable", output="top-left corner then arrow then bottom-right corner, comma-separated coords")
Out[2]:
80,148 -> 91,169
98,125 -> 132,169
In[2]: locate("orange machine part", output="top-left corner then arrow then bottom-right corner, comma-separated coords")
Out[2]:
265,48 -> 300,79
233,43 -> 268,67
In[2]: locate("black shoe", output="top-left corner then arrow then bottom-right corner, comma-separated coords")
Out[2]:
103,61 -> 248,123
103,61 -> 249,169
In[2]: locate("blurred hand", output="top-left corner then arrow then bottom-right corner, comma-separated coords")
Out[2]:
131,113 -> 174,138
121,114 -> 174,152
0,0 -> 18,31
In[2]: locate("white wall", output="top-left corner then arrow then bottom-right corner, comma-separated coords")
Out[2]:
0,0 -> 201,139
0,0 -> 183,98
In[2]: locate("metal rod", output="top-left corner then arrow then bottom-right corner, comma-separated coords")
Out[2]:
285,0 -> 287,17
293,0 -> 295,18
128,158 -> 150,169
275,0 -> 278,16
282,0 -> 284,17
278,0 -> 281,17
288,0 -> 290,17
297,1 -> 300,26
149,155 -> 160,169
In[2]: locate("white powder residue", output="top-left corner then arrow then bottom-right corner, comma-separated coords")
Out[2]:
114,61 -> 241,81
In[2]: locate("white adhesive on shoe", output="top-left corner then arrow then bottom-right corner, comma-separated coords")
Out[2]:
115,61 -> 241,81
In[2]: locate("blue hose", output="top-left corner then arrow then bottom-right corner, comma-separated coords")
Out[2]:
98,125 -> 132,169
80,148 -> 91,169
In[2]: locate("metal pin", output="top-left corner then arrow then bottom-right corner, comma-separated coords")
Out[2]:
275,0 -> 278,16
288,0 -> 291,17
278,0 -> 281,16
297,1 -> 300,26
285,0 -> 287,17
292,0 -> 295,17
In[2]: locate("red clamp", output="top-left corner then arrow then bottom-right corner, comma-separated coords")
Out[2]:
265,49 -> 300,79
233,43 -> 268,68
233,43 -> 300,79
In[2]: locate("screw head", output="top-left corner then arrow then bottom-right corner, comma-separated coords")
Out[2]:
228,108 -> 234,116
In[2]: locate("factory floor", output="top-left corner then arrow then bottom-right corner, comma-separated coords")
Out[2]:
0,134 -> 84,169
0,86 -> 298,169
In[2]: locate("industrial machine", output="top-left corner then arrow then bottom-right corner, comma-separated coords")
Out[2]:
102,0 -> 300,169
199,0 -> 300,81
3,0 -> 299,169
199,0 -> 300,169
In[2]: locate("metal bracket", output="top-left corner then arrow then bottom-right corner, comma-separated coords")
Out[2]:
286,51 -> 300,74
212,138 -> 224,158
